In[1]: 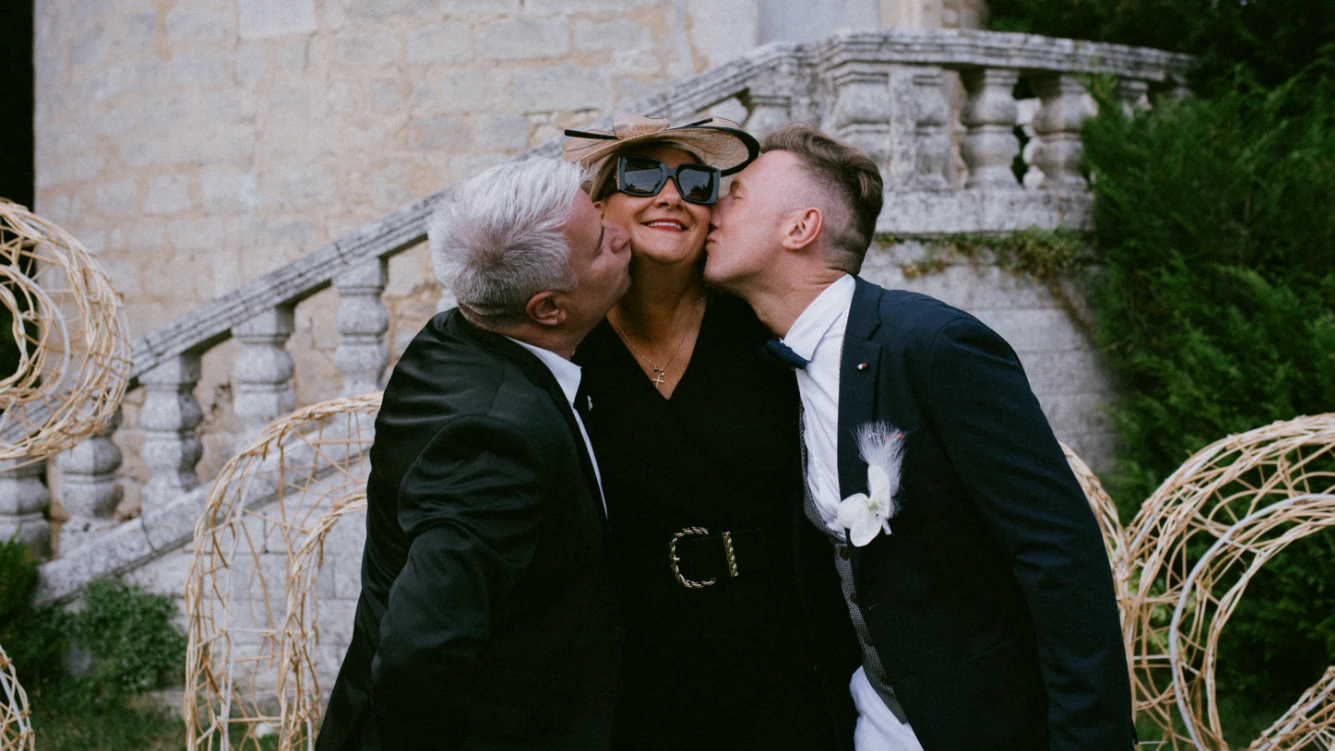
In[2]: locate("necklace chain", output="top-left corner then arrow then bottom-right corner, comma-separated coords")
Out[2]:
611,297 -> 705,389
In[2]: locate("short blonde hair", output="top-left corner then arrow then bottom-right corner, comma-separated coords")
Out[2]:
760,123 -> 883,272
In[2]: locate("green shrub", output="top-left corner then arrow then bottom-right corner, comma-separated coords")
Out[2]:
67,580 -> 187,700
1082,54 -> 1335,738
0,536 -> 67,686
989,0 -> 1335,100
0,535 -> 36,618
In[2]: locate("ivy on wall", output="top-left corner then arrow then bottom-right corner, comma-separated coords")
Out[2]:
876,228 -> 1094,332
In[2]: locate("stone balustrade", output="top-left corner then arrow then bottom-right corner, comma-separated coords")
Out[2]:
2,28 -> 1192,602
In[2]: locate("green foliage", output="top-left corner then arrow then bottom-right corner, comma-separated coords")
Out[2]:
1082,52 -> 1335,738
883,227 -> 1087,283
67,580 -> 187,701
1083,62 -> 1335,505
989,0 -> 1335,100
26,686 -> 185,751
0,536 -> 67,686
0,548 -> 189,746
0,535 -> 36,618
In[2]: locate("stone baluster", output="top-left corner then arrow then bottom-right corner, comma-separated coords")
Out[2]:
827,62 -> 892,175
334,259 -> 389,397
57,409 -> 123,551
960,67 -> 1022,190
1117,78 -> 1151,118
911,67 -> 954,190
741,90 -> 793,140
1030,73 -> 1094,192
140,353 -> 204,511
233,306 -> 296,444
741,61 -> 799,140
0,458 -> 50,556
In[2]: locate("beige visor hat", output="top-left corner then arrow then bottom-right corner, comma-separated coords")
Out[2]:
562,115 -> 760,176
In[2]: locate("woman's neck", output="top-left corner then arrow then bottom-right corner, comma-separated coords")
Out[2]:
610,255 -> 708,344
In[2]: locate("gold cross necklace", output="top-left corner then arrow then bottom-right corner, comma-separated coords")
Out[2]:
610,297 -> 705,389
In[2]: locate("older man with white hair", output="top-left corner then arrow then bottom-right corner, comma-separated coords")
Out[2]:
318,157 -> 631,751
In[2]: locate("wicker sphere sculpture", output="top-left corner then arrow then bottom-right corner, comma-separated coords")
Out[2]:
1060,442 -> 1134,684
0,199 -> 130,464
279,492 -> 367,748
1061,443 -> 1131,613
0,643 -> 34,751
1121,414 -> 1335,748
1169,493 -> 1335,750
184,393 -> 380,751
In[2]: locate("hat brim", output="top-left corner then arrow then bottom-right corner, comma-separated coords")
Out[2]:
563,119 -> 760,176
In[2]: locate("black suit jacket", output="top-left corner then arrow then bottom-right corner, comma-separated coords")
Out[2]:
794,278 -> 1133,750
317,310 -> 621,751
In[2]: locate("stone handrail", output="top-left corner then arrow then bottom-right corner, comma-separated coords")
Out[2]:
121,29 -> 1192,387
20,28 -> 1193,603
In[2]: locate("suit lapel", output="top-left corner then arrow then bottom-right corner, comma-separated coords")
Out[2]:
455,314 -> 609,527
837,278 -> 885,499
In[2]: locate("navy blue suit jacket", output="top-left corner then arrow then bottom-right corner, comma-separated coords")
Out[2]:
794,278 -> 1133,750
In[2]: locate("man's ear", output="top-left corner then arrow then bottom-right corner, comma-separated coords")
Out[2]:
781,206 -> 824,252
525,291 -> 566,327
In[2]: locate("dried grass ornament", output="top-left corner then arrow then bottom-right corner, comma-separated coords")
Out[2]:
0,199 -> 130,464
1061,443 -> 1133,642
0,643 -> 34,751
184,393 -> 380,750
1121,414 -> 1335,749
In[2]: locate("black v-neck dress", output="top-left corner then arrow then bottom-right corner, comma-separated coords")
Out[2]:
575,294 -> 833,750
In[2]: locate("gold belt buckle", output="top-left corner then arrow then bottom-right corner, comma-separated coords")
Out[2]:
669,527 -> 740,589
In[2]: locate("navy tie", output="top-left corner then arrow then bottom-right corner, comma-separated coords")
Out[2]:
765,339 -> 808,370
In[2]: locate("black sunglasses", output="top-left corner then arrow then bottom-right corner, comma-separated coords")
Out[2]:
616,156 -> 720,206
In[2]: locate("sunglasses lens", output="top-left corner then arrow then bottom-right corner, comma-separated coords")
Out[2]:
620,157 -> 666,196
676,167 -> 717,204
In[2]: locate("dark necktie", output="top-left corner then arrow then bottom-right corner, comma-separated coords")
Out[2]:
764,339 -> 808,370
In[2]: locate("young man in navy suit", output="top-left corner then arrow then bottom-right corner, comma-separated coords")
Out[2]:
704,123 -> 1134,750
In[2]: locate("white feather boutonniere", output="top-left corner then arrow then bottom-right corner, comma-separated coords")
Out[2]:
835,422 -> 906,547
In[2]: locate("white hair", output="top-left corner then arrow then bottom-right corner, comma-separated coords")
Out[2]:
428,158 -> 585,326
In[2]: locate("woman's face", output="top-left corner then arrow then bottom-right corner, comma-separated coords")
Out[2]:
595,144 -> 712,268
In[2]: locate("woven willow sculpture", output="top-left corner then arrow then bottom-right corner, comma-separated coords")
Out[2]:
1169,494 -> 1335,750
0,199 -> 130,464
1122,414 -> 1335,748
0,643 -> 34,751
184,393 -> 381,750
279,492 -> 367,748
1061,443 -> 1131,614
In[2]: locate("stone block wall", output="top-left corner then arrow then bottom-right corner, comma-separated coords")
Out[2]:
860,241 -> 1118,472
34,0 -> 767,511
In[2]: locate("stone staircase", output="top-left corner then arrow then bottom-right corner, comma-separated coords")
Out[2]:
4,28 -> 1192,607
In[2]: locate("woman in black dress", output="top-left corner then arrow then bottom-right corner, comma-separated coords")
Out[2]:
564,117 -> 834,749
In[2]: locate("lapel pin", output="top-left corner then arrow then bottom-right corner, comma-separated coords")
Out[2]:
586,395 -> 593,411
857,362 -> 869,371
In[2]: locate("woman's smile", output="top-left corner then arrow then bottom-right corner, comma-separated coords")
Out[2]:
643,218 -> 688,231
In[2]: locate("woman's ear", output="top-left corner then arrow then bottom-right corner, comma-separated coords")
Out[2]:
525,291 -> 566,327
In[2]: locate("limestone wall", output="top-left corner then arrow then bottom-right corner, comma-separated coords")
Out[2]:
35,0 -> 1091,523
33,0 -> 769,510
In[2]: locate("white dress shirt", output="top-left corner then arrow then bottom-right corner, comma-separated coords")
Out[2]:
505,337 -> 607,516
782,274 -> 925,751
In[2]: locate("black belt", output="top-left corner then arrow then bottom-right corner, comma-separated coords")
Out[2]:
668,527 -> 772,588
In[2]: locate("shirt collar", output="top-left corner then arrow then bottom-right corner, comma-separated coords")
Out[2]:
504,336 -> 582,406
782,274 -> 856,362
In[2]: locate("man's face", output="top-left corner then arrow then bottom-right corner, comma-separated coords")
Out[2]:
556,190 -> 631,333
703,151 -> 802,291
